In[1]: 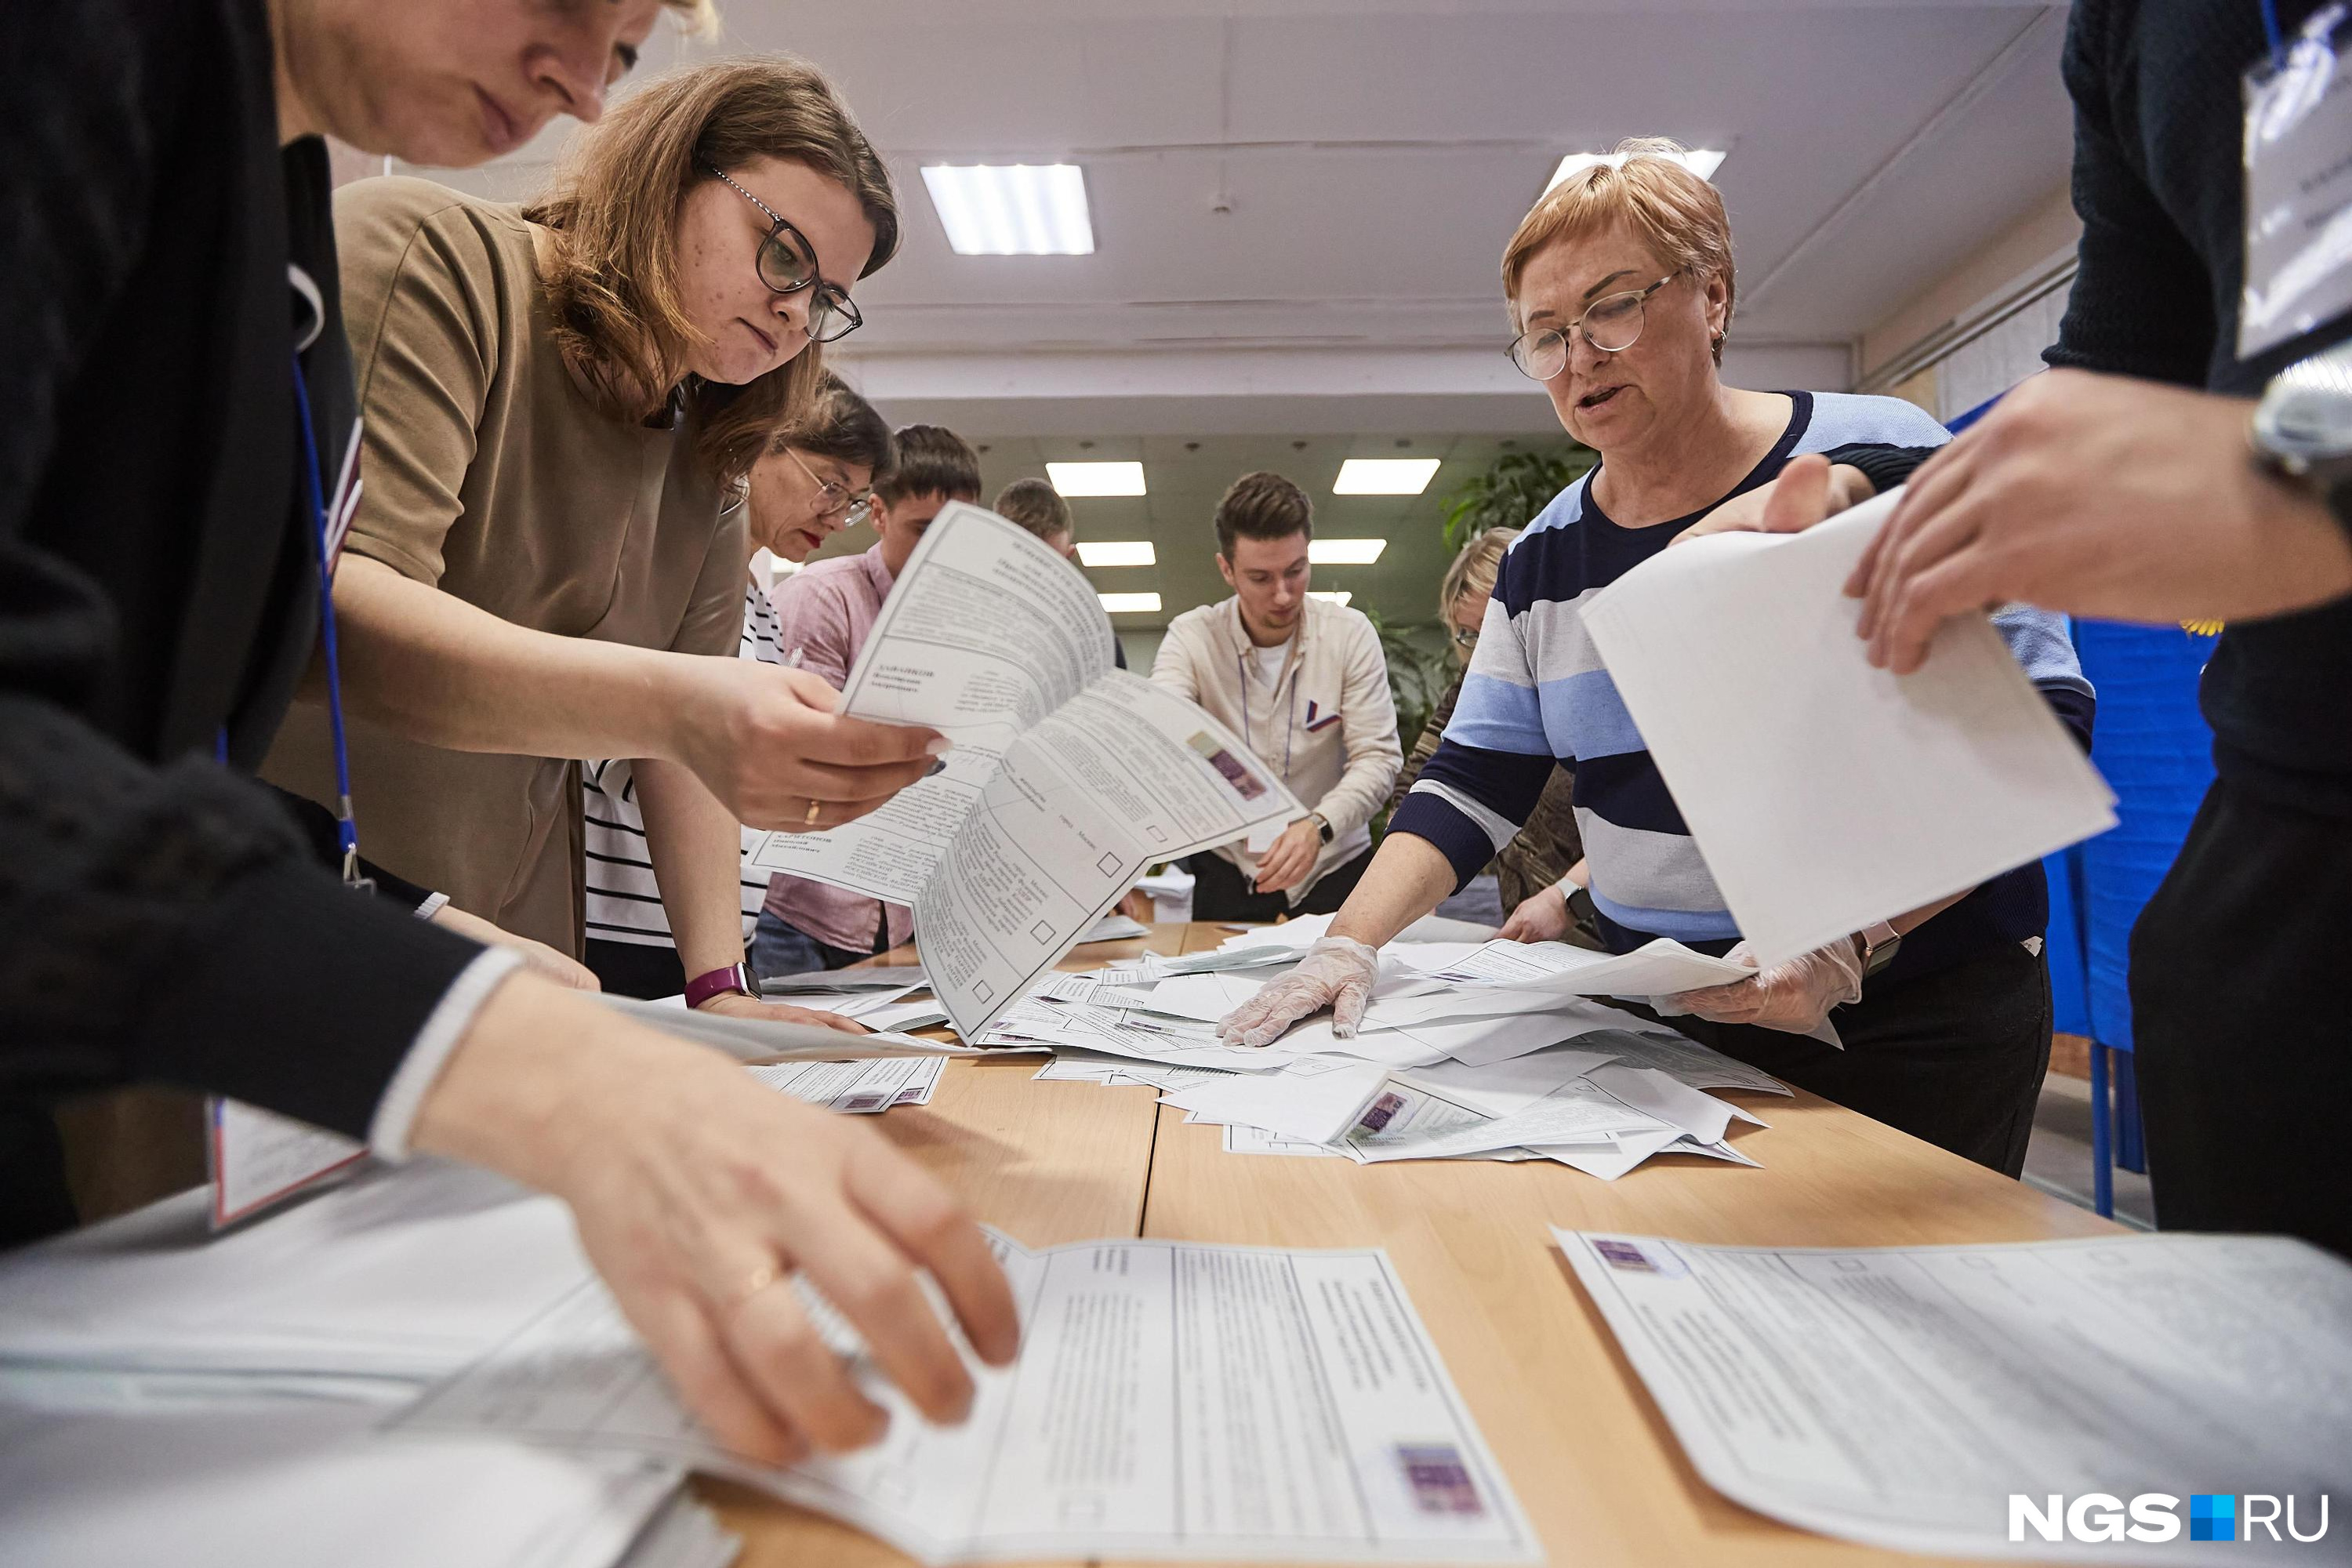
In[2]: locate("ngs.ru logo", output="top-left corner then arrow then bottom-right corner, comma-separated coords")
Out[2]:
2009,1493 -> 2332,1545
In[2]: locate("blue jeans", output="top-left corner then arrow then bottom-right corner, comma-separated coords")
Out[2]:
750,909 -> 868,979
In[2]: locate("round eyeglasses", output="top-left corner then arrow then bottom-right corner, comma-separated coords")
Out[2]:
783,447 -> 871,520
703,165 -> 865,345
1506,274 -> 1676,382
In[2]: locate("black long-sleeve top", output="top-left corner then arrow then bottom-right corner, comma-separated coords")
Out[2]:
2046,0 -> 2352,816
0,0 -> 483,1239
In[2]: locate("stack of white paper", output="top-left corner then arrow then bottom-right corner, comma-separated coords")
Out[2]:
1558,1229 -> 2352,1563
0,1399 -> 717,1568
394,1231 -> 1542,1566
748,1054 -> 946,1113
1581,486 -> 2118,966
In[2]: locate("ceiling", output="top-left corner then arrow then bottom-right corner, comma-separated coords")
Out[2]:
397,0 -> 2077,624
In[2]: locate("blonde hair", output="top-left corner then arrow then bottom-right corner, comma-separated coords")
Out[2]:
1439,527 -> 1519,622
1501,137 -> 1735,364
527,58 -> 898,485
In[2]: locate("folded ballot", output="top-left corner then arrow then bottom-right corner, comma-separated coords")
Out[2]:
747,503 -> 1300,1040
1581,486 -> 2116,967
396,1229 -> 1542,1566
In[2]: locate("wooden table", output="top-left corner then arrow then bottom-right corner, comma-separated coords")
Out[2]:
712,924 -> 2114,1566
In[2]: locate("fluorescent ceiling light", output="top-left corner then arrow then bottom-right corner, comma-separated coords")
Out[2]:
1333,459 -> 1440,495
1308,538 -> 1388,564
1308,590 -> 1353,606
1048,461 -> 1146,497
1098,592 -> 1163,614
1076,539 -> 1156,568
921,164 -> 1094,256
1547,147 -> 1726,194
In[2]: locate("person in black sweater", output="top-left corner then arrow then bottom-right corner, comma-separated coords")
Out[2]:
2,0 -> 1016,1461
1715,0 -> 2352,1256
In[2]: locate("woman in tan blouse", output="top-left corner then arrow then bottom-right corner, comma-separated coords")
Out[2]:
267,58 -> 933,1027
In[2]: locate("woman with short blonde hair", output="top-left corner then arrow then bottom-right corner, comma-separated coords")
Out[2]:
268,57 -> 932,1030
1229,140 -> 2096,1178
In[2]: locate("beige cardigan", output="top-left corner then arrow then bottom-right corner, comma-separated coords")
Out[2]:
1150,595 -> 1402,902
265,179 -> 741,954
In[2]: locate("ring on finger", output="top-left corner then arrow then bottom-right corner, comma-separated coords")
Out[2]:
803,797 -> 822,827
728,1260 -> 786,1317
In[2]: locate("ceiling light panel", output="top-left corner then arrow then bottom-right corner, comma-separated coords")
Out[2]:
1547,148 -> 1726,194
1308,591 -> 1354,606
1098,592 -> 1163,614
1048,461 -> 1147,497
1076,540 -> 1156,568
1308,539 -> 1388,564
1333,459 -> 1440,495
921,164 -> 1094,256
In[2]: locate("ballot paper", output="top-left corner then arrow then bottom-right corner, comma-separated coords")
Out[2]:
1220,1123 -> 1348,1157
1426,938 -> 1754,999
1581,486 -> 2118,967
590,993 -> 975,1063
0,1400 -> 703,1568
206,1097 -> 367,1229
396,1232 -> 1541,1566
1555,1230 -> 2352,1563
1078,912 -> 1152,942
0,1161 -> 591,1385
1159,1057 -> 1395,1145
747,1054 -> 946,1113
749,505 -> 1299,1040
762,965 -> 930,993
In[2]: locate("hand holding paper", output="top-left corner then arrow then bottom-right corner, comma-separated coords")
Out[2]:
1581,485 -> 2115,967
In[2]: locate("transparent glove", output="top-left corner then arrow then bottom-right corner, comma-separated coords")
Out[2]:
1215,936 -> 1380,1047
1656,938 -> 1864,1035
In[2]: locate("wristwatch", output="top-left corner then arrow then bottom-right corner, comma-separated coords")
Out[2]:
2250,341 -> 2352,537
1855,919 -> 1904,980
684,960 -> 760,1010
1308,811 -> 1334,844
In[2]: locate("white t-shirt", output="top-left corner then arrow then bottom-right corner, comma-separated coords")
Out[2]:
1249,637 -> 1290,688
580,578 -> 779,948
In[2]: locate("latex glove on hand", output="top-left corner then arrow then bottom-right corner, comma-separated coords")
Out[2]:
1655,937 -> 1864,1036
1216,936 -> 1379,1047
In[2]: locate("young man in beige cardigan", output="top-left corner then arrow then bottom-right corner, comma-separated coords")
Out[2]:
1150,472 -> 1402,920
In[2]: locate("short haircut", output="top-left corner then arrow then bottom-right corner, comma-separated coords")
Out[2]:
775,373 -> 894,481
1439,526 -> 1519,620
876,424 -> 982,504
993,477 -> 1072,543
1214,470 -> 1312,558
1501,136 -> 1736,365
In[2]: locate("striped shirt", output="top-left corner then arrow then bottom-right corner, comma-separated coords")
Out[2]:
1390,391 -> 2097,984
580,578 -> 780,948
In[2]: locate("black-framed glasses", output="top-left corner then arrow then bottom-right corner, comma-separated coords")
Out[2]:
783,446 -> 870,519
703,165 -> 864,344
1506,274 -> 1676,381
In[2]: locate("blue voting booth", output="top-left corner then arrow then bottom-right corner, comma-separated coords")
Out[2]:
2040,620 -> 2219,1218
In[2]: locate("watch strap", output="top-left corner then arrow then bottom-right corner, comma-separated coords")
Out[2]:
1309,811 -> 1334,844
684,961 -> 759,1010
1857,920 -> 1903,978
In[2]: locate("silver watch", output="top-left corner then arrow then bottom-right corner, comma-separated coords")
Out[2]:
2251,341 -> 2352,533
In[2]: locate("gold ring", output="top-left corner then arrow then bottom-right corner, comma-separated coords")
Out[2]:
804,797 -> 822,826
728,1261 -> 783,1315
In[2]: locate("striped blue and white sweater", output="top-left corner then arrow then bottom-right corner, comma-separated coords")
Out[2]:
1390,391 -> 2096,985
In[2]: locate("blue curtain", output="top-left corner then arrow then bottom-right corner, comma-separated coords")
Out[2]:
2046,621 -> 2220,1050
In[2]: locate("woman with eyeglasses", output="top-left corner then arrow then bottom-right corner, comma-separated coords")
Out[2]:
1222,140 -> 2097,1178
579,374 -> 892,996
1382,528 -> 1593,942
265,59 -> 932,1030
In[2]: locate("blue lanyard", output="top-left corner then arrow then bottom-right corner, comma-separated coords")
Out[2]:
1236,645 -> 1298,782
291,353 -> 368,890
2260,0 -> 2285,65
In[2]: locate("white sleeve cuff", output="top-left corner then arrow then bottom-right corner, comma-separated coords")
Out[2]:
367,947 -> 525,1161
412,891 -> 451,920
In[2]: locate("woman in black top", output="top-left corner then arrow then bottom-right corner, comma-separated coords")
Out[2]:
0,0 -> 1016,1462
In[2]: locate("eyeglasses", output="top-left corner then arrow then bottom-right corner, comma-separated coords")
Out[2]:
1506,274 -> 1676,381
1450,624 -> 1480,651
782,447 -> 871,519
703,165 -> 865,345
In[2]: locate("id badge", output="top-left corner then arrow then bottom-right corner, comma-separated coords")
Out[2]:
2240,5 -> 2352,358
